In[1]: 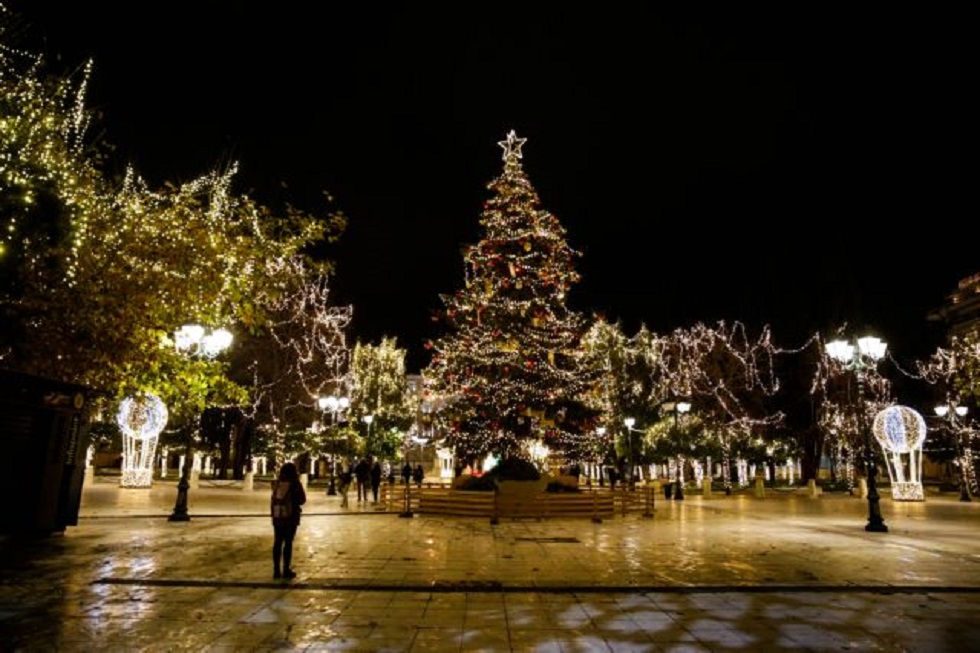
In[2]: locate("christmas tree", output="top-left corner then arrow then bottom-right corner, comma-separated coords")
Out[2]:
426,130 -> 600,466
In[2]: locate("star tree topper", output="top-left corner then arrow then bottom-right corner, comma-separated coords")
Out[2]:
498,129 -> 527,162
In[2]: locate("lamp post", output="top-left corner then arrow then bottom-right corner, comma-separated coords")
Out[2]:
623,417 -> 636,488
318,394 -> 350,496
934,403 -> 971,502
826,336 -> 888,533
664,401 -> 691,500
363,414 -> 374,443
174,324 -> 233,360
169,324 -> 232,523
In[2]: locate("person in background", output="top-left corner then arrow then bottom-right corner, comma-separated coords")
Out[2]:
402,462 -> 412,485
337,461 -> 352,509
413,463 -> 424,488
270,461 -> 307,580
354,456 -> 371,502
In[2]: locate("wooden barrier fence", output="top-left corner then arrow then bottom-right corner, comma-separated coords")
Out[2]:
375,483 -> 660,522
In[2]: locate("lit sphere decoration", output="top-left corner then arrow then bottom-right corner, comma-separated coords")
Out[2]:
872,405 -> 926,454
116,393 -> 168,488
116,394 -> 169,441
872,405 -> 927,502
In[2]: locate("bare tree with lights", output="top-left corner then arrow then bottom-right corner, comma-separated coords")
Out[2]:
914,333 -> 980,496
653,321 -> 784,494
811,327 -> 893,495
233,260 -> 353,468
425,130 -> 600,468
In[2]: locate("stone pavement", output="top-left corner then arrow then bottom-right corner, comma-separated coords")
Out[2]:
1,477 -> 979,652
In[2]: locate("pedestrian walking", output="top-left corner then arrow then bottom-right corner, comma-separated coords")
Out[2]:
607,465 -> 618,491
413,463 -> 424,488
370,458 -> 383,503
270,461 -> 306,580
401,462 -> 412,485
354,456 -> 370,502
337,463 -> 352,508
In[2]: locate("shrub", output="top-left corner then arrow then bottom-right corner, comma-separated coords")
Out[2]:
546,481 -> 580,493
455,457 -> 543,491
491,457 -> 541,481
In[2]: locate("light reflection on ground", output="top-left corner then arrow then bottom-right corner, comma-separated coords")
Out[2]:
2,483 -> 979,650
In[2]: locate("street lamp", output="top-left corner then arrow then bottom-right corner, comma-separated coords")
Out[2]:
623,417 -> 636,488
318,394 -> 349,496
668,401 -> 691,500
169,324 -> 232,523
174,324 -> 233,359
363,414 -> 374,442
934,402 -> 971,502
826,335 -> 889,533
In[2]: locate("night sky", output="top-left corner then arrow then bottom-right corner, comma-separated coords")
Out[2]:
8,4 -> 973,373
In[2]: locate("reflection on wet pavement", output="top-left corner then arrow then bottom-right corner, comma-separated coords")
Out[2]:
1,480 -> 979,651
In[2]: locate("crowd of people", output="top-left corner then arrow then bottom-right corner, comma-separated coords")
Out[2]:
328,456 -> 427,507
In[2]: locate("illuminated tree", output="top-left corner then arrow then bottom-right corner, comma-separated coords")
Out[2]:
0,12 -> 345,424
582,319 -> 663,476
580,317 -> 629,465
914,333 -> 980,494
350,336 -> 414,460
811,326 -> 893,491
233,259 -> 353,467
426,130 -> 599,465
655,321 -> 784,493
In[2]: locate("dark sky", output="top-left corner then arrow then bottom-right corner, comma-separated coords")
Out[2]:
8,4 -> 974,372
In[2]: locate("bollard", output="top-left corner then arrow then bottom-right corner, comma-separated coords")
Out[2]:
642,483 -> 654,519
702,477 -> 712,498
807,479 -> 819,498
399,483 -> 414,518
168,469 -> 191,522
243,470 -> 254,491
754,475 -> 766,498
858,478 -> 868,499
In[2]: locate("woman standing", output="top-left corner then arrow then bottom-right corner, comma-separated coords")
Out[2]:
270,461 -> 307,579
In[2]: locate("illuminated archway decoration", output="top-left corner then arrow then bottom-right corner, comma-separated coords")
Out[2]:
872,405 -> 926,501
117,393 -> 168,488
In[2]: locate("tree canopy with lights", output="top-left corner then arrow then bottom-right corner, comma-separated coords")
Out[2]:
0,9 -> 345,419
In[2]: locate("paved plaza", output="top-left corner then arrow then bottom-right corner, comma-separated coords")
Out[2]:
1,477 -> 979,652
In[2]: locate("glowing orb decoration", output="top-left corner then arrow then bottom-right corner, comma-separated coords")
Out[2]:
872,405 -> 927,502
117,394 -> 169,440
873,405 -> 926,454
116,393 -> 168,488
